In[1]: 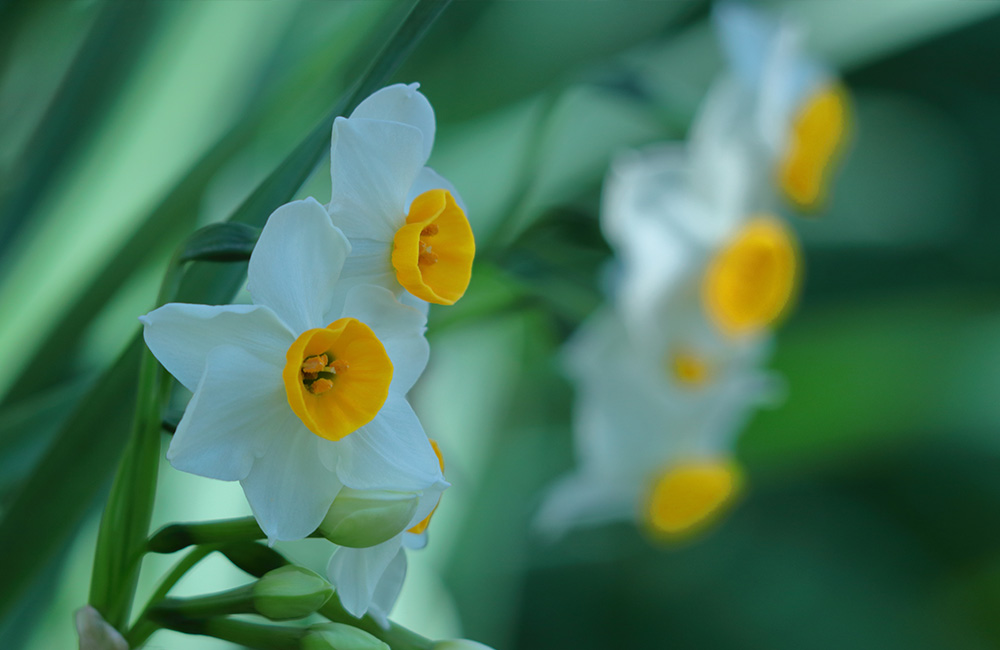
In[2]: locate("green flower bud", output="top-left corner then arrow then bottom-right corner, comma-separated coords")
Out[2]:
317,488 -> 418,548
302,623 -> 389,650
252,565 -> 333,620
432,641 -> 496,650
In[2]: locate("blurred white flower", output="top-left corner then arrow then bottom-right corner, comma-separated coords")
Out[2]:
714,3 -> 850,209
327,440 -> 447,626
75,605 -> 127,650
538,91 -> 798,538
327,83 -> 475,306
141,198 -> 446,541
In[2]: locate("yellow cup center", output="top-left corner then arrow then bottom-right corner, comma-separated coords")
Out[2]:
645,460 -> 742,537
669,350 -> 711,387
391,189 -> 475,306
283,318 -> 393,441
407,439 -> 444,535
703,216 -> 797,336
779,84 -> 849,210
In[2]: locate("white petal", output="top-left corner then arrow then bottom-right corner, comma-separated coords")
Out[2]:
240,426 -> 343,541
534,472 -> 637,540
402,531 -> 428,551
141,303 -> 292,392
339,284 -> 429,394
333,237 -> 399,301
247,197 -> 350,335
329,118 -> 425,242
168,345 -> 287,481
326,536 -> 403,618
350,83 -> 435,163
327,394 -> 444,492
407,166 -> 467,212
367,548 -> 408,629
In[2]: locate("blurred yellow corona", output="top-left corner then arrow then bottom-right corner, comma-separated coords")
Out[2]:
779,85 -> 850,210
645,460 -> 743,537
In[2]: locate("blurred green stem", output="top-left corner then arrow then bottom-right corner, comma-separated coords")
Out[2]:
126,545 -> 218,648
87,250 -> 185,630
152,616 -> 306,650
147,518 -> 266,554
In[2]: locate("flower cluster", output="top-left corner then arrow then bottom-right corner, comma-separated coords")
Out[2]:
536,6 -> 849,540
141,84 -> 473,624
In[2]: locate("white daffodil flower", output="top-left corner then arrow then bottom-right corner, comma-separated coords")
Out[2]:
536,305 -> 775,539
538,102 -> 797,539
327,440 -> 447,626
328,83 -> 475,308
141,198 -> 447,542
713,3 -> 850,209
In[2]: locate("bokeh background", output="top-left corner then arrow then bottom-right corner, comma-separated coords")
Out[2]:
3,1 -> 1000,649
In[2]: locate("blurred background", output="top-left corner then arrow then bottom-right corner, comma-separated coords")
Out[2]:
3,1 -> 1000,648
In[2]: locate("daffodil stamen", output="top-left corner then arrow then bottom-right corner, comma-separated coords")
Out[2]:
408,439 -> 444,535
670,350 -> 710,387
392,189 -> 475,305
284,318 -> 393,441
644,460 -> 742,537
703,216 -> 797,336
779,84 -> 849,210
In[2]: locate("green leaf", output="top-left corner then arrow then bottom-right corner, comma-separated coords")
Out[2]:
178,223 -> 261,264
0,0 -> 455,629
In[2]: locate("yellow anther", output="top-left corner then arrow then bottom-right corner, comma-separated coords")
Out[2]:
644,459 -> 743,538
671,350 -> 710,387
309,378 -> 334,395
301,354 -> 328,375
283,318 -> 393,441
392,189 -> 475,305
779,84 -> 849,210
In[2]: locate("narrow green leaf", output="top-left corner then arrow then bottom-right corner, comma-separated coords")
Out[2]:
179,223 -> 260,264
0,0 -> 454,628
0,1 -> 164,262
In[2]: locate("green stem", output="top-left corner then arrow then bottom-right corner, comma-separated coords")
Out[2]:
152,616 -> 306,650
151,585 -> 256,620
147,518 -> 266,554
319,598 -> 434,650
125,545 -> 217,648
217,541 -> 433,650
88,253 -> 184,630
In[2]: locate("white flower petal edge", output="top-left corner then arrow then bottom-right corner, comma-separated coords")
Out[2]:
327,535 -> 404,619
367,548 -> 408,628
167,345 -> 287,482
534,472 -> 637,541
323,394 -> 447,493
329,117 -> 426,242
336,284 -> 430,395
241,426 -> 345,542
351,82 -> 436,162
247,197 -> 350,335
140,303 -> 293,392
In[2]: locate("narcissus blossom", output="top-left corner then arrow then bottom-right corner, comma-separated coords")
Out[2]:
538,102 -> 794,538
714,3 -> 850,210
328,83 -> 475,307
141,198 -> 446,541
327,440 -> 447,626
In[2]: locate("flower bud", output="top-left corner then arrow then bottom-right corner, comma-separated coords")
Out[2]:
75,605 -> 128,650
317,488 -> 418,548
432,641 -> 496,650
302,623 -> 389,650
252,565 -> 333,620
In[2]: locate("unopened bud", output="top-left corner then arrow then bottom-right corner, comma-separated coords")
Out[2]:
252,565 -> 333,620
76,605 -> 128,650
317,488 -> 418,548
432,641 -> 496,650
302,623 -> 389,650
